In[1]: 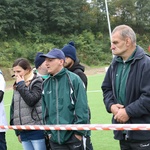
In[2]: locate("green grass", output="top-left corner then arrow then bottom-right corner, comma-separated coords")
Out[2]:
4,73 -> 120,150
87,74 -> 120,150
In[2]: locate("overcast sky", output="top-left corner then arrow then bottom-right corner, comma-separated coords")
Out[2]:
87,0 -> 91,3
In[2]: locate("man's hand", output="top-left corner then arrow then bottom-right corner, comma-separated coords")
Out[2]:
114,108 -> 129,123
111,104 -> 124,115
75,134 -> 82,141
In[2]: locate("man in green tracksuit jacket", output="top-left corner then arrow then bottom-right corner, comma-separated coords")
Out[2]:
41,48 -> 89,150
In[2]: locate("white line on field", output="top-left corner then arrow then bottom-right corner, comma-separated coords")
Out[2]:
87,90 -> 102,93
4,90 -> 102,107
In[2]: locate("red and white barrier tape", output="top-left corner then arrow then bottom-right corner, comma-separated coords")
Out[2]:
1,124 -> 150,130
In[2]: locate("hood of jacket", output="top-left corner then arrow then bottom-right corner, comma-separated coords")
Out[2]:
112,45 -> 148,65
68,57 -> 85,73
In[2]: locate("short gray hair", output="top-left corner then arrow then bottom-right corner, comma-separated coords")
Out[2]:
112,25 -> 136,44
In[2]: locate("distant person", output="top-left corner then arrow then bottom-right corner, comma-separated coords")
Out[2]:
0,70 -> 7,150
40,48 -> 89,150
62,41 -> 93,150
101,25 -> 150,150
10,58 -> 46,150
62,41 -> 87,88
34,52 -> 50,149
34,52 -> 49,80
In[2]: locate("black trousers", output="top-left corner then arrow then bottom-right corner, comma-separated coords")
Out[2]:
50,134 -> 84,150
120,139 -> 150,150
85,136 -> 93,150
0,132 -> 7,150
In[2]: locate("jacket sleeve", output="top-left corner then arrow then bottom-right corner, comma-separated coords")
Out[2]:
10,96 -> 14,125
0,91 -> 4,103
16,79 -> 42,107
125,61 -> 150,118
101,66 -> 116,113
42,89 -> 52,135
42,91 -> 49,124
73,76 -> 89,135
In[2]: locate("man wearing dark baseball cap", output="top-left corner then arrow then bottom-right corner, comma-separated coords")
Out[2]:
40,48 -> 65,76
40,48 -> 65,61
41,48 -> 89,150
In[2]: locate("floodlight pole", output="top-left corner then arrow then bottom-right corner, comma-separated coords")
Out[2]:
104,0 -> 114,65
104,0 -> 115,59
105,0 -> 111,42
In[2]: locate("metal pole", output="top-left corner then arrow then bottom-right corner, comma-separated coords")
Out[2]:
104,0 -> 114,60
105,0 -> 111,42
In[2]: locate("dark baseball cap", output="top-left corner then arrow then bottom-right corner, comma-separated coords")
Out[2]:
40,48 -> 65,60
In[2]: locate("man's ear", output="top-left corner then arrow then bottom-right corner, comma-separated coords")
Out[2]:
60,59 -> 65,65
125,37 -> 131,46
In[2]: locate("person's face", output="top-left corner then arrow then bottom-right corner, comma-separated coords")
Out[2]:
45,58 -> 64,75
111,31 -> 128,58
38,61 -> 48,74
13,65 -> 29,78
64,57 -> 74,68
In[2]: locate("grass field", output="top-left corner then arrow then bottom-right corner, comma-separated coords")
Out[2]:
4,73 -> 120,150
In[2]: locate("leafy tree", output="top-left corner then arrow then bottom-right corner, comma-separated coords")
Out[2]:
108,0 -> 150,34
134,0 -> 150,33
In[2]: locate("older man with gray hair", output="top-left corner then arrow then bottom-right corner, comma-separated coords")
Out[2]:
102,25 -> 150,150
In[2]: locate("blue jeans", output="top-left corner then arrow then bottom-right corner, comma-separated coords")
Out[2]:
22,139 -> 46,150
0,132 -> 7,150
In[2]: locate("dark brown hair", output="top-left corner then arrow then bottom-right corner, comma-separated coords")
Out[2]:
12,58 -> 32,71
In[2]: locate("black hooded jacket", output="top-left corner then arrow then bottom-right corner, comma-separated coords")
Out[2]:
68,58 -> 91,121
68,58 -> 87,89
101,45 -> 150,141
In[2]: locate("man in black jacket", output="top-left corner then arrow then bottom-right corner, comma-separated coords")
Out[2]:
101,25 -> 150,150
62,41 -> 93,150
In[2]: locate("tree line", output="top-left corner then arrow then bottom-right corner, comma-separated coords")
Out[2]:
0,0 -> 149,67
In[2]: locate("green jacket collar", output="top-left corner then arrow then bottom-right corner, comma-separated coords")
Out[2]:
115,49 -> 137,63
